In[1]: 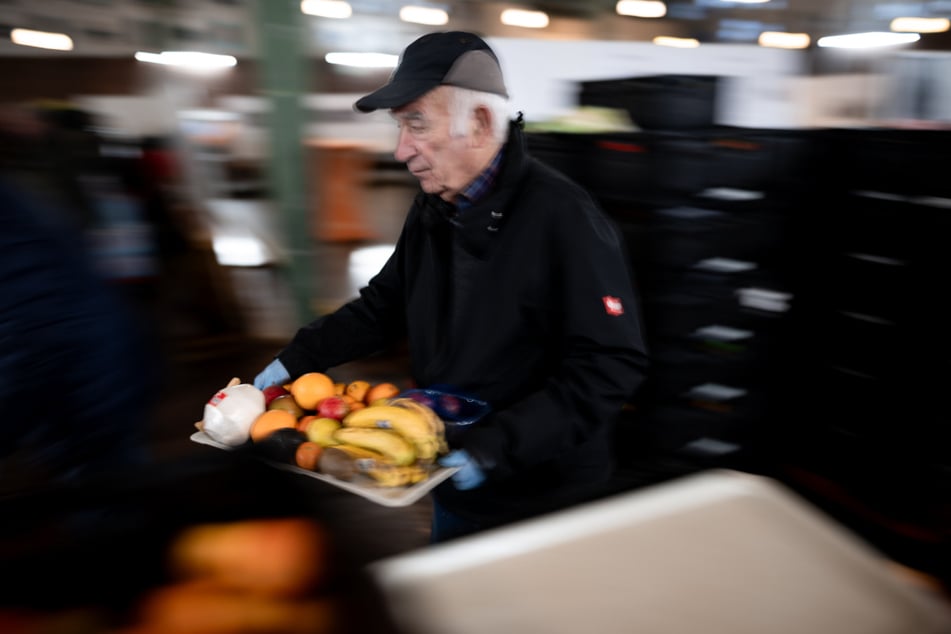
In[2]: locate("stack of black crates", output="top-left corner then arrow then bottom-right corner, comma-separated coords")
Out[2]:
526,75 -> 811,470
782,128 -> 951,498
528,88 -> 951,576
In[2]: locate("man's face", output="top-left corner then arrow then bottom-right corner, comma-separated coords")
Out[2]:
391,87 -> 473,202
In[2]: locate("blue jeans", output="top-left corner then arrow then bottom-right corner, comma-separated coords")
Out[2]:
430,499 -> 482,543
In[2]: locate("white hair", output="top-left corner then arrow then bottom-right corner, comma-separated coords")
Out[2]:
447,87 -> 511,143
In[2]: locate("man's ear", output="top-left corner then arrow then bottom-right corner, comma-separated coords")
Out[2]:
471,105 -> 493,146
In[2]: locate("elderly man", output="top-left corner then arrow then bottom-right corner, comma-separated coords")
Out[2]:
255,31 -> 648,542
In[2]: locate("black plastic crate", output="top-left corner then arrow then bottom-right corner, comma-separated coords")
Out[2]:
649,128 -> 810,194
526,131 -> 653,204
578,75 -> 718,131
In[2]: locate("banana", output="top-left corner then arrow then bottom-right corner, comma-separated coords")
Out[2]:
332,427 -> 417,466
342,405 -> 438,461
388,398 -> 448,456
317,444 -> 387,481
364,464 -> 431,487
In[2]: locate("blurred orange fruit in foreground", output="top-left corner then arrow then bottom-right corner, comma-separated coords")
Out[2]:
291,372 -> 336,410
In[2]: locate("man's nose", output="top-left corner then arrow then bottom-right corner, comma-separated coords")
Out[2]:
394,127 -> 414,163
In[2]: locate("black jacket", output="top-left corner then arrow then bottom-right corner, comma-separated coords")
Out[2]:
279,121 -> 648,524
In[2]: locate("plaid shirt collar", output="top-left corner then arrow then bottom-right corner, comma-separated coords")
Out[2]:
455,148 -> 504,211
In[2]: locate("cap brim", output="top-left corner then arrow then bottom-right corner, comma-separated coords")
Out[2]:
354,79 -> 439,113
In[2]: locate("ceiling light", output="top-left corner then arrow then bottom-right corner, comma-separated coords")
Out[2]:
758,31 -> 810,49
400,5 -> 449,25
500,9 -> 549,28
890,17 -> 950,33
301,0 -> 352,19
653,35 -> 700,47
817,31 -> 920,49
134,51 -> 237,70
324,52 -> 399,68
11,28 -> 73,51
616,0 -> 667,18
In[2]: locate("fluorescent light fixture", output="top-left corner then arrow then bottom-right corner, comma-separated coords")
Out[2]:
212,235 -> 271,267
758,30 -> 810,49
728,0 -> 771,3
324,51 -> 399,68
890,16 -> 950,33
301,0 -> 352,18
817,31 -> 920,49
134,51 -> 237,70
11,28 -> 73,51
653,35 -> 700,47
500,8 -> 549,28
400,5 -> 449,25
616,0 -> 667,18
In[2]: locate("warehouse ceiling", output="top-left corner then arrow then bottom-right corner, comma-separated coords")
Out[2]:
0,0 -> 949,57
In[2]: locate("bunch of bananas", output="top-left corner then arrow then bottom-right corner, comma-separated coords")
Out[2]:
316,397 -> 448,487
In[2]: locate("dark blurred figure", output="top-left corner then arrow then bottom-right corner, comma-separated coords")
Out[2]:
0,104 -> 157,493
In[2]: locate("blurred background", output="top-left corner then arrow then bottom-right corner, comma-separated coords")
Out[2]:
1,0 -> 950,631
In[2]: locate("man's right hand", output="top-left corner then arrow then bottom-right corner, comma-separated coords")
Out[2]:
253,359 -> 290,391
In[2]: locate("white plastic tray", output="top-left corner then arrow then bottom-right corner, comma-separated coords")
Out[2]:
190,431 -> 458,508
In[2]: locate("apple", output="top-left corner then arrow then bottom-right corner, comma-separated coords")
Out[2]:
315,395 -> 350,421
262,385 -> 290,407
267,394 -> 305,419
302,417 -> 341,446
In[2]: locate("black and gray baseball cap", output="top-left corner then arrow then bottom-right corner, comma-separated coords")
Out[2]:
354,31 -> 508,113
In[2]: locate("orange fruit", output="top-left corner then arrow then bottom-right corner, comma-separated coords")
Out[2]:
290,372 -> 336,410
364,382 -> 400,405
345,380 -> 371,403
296,414 -> 318,432
295,441 -> 323,471
333,382 -> 346,396
249,409 -> 297,442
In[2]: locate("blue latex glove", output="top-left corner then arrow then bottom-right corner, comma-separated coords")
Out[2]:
253,358 -> 290,390
438,449 -> 486,491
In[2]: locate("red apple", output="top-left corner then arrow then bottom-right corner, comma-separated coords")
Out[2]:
315,395 -> 350,421
262,384 -> 290,407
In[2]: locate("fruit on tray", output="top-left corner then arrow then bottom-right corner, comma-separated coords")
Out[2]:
345,380 -> 371,403
301,417 -> 342,446
261,384 -> 290,407
254,428 -> 308,463
315,395 -> 350,421
342,404 -> 443,462
200,374 -> 453,487
294,441 -> 323,471
332,427 -> 417,467
364,464 -> 430,487
290,372 -> 336,410
317,445 -> 388,481
364,382 -> 400,405
250,409 -> 297,442
267,394 -> 305,419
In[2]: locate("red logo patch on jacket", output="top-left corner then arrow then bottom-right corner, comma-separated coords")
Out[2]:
602,296 -> 624,316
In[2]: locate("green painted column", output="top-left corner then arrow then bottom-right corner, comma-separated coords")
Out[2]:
253,0 -> 315,324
